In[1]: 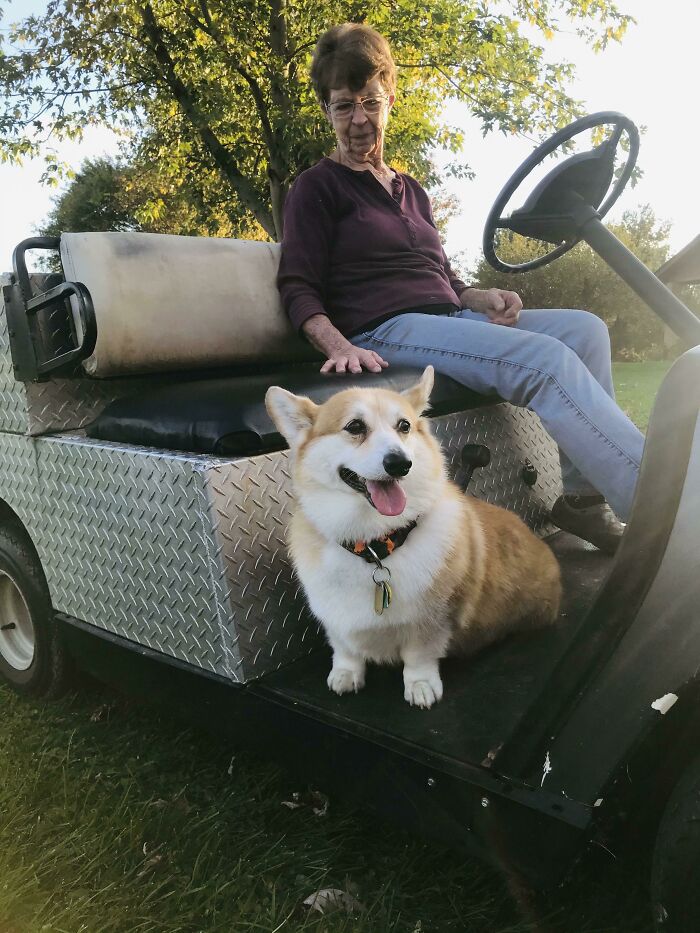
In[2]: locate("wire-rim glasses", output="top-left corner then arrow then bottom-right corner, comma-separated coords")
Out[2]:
325,95 -> 390,120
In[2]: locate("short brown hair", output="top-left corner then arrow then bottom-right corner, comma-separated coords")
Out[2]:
310,23 -> 397,106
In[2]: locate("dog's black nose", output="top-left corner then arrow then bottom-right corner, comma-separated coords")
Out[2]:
384,451 -> 412,477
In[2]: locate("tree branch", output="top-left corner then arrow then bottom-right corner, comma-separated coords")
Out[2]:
140,2 -> 275,238
269,0 -> 287,58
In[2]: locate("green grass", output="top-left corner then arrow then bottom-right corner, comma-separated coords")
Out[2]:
0,362 -> 671,933
0,685 -> 654,933
612,360 -> 673,432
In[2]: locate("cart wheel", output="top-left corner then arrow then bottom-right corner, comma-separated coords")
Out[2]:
0,520 -> 71,697
651,753 -> 700,931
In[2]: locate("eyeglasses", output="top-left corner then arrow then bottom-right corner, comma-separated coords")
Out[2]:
325,95 -> 390,120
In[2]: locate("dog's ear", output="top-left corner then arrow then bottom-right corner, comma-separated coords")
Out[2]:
265,386 -> 318,446
402,365 -> 434,414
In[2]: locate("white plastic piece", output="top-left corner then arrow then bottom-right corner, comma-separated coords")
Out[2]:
651,693 -> 678,715
541,751 -> 552,786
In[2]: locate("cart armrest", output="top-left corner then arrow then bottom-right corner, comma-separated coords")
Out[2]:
3,237 -> 97,382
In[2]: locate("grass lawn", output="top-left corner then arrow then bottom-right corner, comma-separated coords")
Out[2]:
0,361 -> 672,933
612,360 -> 673,432
0,686 -> 655,933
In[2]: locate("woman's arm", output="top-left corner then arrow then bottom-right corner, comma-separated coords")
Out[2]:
279,170 -> 388,373
302,314 -> 388,374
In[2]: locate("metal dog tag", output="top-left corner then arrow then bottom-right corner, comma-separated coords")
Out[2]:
374,581 -> 386,614
372,567 -> 393,615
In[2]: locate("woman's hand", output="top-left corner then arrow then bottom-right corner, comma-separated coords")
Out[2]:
320,346 -> 389,374
461,287 -> 523,326
301,314 -> 389,374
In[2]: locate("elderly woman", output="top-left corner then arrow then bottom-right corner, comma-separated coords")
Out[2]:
277,23 -> 645,553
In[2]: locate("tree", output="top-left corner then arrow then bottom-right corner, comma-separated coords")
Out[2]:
466,205 -> 684,360
40,154 -> 262,240
40,158 -> 141,236
1,0 -> 631,241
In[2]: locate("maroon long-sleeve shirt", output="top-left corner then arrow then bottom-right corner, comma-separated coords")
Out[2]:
277,157 -> 467,337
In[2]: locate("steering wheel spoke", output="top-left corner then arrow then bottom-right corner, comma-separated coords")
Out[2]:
483,112 -> 639,274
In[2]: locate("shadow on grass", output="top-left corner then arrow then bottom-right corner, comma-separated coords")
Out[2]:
0,681 -> 654,933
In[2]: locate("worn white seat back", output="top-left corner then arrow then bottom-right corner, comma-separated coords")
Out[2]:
60,232 -> 316,377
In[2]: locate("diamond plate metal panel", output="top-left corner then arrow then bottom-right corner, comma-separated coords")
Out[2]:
0,288 -> 30,434
203,403 -> 563,681
204,450 -> 321,680
34,436 -> 238,678
0,432 -> 42,535
433,404 -> 562,534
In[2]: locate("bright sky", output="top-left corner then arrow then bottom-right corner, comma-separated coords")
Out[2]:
1,0 -> 698,273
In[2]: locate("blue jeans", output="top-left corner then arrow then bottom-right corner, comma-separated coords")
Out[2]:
350,308 -> 644,521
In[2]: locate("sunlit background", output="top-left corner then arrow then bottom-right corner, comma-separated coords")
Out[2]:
1,0 -> 697,272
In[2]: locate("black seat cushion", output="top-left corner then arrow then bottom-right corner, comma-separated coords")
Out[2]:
86,362 -> 498,456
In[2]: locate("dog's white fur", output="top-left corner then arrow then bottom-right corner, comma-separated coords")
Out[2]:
266,367 -> 561,708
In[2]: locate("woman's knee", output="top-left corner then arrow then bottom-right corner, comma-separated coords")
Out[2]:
566,309 -> 611,355
489,331 -> 574,406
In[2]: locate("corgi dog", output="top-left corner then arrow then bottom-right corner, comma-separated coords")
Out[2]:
265,366 -> 561,708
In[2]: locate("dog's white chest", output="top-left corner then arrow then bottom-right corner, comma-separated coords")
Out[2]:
292,502 -> 461,653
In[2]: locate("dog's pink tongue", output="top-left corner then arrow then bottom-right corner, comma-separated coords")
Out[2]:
366,480 -> 407,516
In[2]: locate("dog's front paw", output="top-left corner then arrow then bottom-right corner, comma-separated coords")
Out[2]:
327,667 -> 365,695
404,676 -> 443,709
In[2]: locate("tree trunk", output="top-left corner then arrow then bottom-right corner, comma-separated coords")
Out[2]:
141,3 -> 276,239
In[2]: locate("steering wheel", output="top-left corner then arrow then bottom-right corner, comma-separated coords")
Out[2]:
483,111 -> 639,273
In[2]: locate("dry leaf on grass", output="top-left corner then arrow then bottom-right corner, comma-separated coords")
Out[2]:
302,888 -> 365,915
89,703 -> 116,722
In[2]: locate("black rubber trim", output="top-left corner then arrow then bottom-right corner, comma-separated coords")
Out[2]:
86,364 -> 498,457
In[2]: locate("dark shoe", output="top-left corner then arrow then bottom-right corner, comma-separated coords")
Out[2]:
550,495 -> 624,554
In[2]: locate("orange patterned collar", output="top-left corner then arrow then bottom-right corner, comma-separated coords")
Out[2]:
341,521 -> 418,564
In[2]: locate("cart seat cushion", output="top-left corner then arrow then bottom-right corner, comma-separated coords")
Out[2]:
85,364 -> 497,456
60,232 -> 317,378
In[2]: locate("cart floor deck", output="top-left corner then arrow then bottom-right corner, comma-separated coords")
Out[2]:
252,532 -> 611,769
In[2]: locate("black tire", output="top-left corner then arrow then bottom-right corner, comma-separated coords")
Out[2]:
0,518 -> 71,698
651,753 -> 700,931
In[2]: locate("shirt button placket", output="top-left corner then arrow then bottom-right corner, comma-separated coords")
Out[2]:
406,216 -> 417,246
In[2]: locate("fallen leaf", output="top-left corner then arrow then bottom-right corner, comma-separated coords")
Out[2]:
89,703 -> 115,722
302,888 -> 365,915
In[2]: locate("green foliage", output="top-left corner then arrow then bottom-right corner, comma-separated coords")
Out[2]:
468,205 -> 686,360
41,158 -> 141,236
40,154 -> 265,242
0,0 -> 632,239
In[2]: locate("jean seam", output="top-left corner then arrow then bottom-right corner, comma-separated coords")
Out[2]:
360,331 -> 640,470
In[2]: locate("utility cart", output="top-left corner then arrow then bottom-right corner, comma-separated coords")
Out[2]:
1,112 -> 699,932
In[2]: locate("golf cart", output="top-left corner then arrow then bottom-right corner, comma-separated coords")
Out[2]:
1,112 -> 699,931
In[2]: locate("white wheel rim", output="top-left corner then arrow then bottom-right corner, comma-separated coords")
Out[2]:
0,570 -> 35,671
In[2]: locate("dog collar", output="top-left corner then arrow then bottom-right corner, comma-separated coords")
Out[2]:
341,520 -> 418,564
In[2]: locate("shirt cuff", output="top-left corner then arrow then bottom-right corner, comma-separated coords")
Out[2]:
453,283 -> 474,303
287,299 -> 328,335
